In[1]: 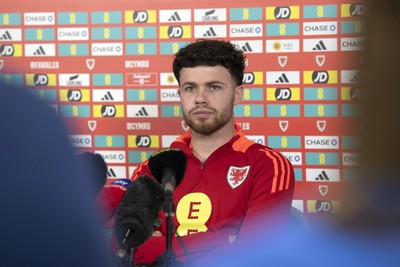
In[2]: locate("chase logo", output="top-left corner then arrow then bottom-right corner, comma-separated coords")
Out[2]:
230,24 -> 262,37
282,152 -> 302,165
159,25 -> 191,39
69,135 -> 92,148
128,135 -> 160,148
26,74 -> 57,86
24,12 -> 55,26
303,70 -> 338,84
125,10 -> 157,23
266,6 -> 300,20
242,72 -> 263,84
341,4 -> 367,17
0,44 -> 22,56
96,150 -> 126,164
303,21 -> 337,35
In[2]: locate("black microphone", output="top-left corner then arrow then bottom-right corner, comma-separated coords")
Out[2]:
113,175 -> 164,255
148,148 -> 186,194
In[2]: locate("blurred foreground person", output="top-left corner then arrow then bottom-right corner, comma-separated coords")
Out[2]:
203,1 -> 400,266
0,82 -> 111,267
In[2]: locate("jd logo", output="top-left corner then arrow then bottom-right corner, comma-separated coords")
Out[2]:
168,26 -> 183,38
312,71 -> 329,83
133,11 -> 148,22
275,88 -> 291,100
34,74 -> 48,85
67,90 -> 82,101
101,105 -> 116,117
136,135 -> 151,147
275,7 -> 291,19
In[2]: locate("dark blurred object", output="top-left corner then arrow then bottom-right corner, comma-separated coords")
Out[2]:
76,152 -> 108,195
114,175 -> 164,264
0,82 -> 111,267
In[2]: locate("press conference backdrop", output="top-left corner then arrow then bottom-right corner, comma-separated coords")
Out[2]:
0,0 -> 364,221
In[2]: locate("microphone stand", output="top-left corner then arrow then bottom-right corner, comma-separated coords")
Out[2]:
155,168 -> 181,267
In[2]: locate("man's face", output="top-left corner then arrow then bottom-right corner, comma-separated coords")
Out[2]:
177,66 -> 243,135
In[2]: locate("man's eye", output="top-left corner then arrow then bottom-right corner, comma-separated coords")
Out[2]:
184,87 -> 195,92
210,85 -> 221,90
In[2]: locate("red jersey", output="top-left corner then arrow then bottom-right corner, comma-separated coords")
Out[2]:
99,125 -> 295,265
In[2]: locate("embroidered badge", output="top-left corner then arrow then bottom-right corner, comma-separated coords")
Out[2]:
227,166 -> 250,189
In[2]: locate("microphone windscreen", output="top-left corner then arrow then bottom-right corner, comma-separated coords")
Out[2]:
114,175 -> 163,248
148,148 -> 186,186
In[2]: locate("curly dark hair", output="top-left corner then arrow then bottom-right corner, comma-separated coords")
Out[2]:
172,39 -> 246,86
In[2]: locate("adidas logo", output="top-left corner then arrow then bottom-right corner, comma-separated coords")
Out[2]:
168,11 -> 181,21
135,107 -> 149,116
241,42 -> 253,52
101,91 -> 114,101
0,31 -> 12,40
350,72 -> 362,82
107,168 -> 117,178
33,46 -> 46,55
315,170 -> 329,181
275,73 -> 290,83
203,27 -> 217,37
312,40 -> 327,51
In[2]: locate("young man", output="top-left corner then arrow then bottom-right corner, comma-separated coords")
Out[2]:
100,39 -> 295,265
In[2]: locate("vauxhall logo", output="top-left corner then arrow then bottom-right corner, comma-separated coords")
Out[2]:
168,26 -> 183,38
136,135 -> 151,147
101,105 -> 116,117
350,4 -> 366,16
275,7 -> 291,19
133,11 -> 149,22
67,90 -> 82,101
312,71 -> 329,83
242,73 -> 255,84
34,74 -> 49,85
0,45 -> 15,56
275,88 -> 292,100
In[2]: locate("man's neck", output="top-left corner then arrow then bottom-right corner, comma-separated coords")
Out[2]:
190,124 -> 236,162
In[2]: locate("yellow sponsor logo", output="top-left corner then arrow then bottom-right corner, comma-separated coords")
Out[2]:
307,200 -> 341,213
125,10 -> 157,23
266,6 -> 300,20
303,71 -> 338,84
266,87 -> 300,101
93,105 -> 124,118
127,135 -> 160,148
176,193 -> 212,236
59,89 -> 90,102
0,44 -> 22,57
25,74 -> 57,86
159,25 -> 192,39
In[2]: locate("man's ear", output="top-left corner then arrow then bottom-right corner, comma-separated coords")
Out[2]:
234,85 -> 243,104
